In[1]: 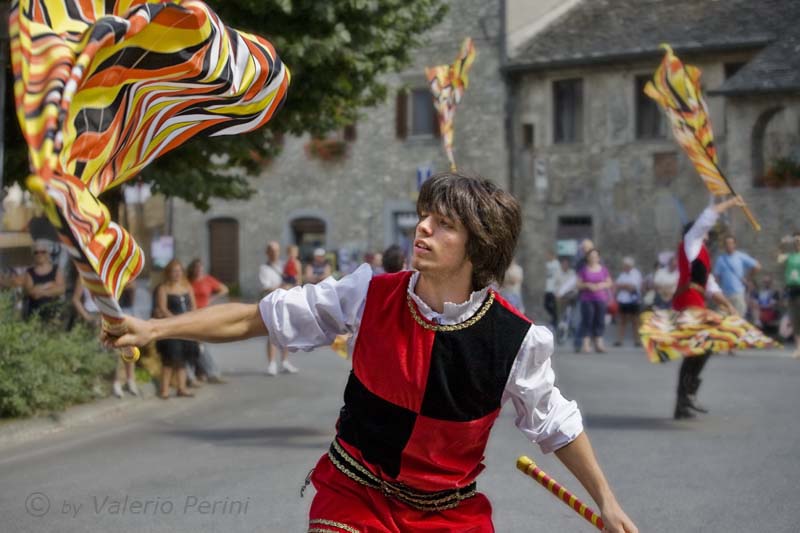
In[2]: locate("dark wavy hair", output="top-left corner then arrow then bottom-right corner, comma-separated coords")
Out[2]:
417,172 -> 522,290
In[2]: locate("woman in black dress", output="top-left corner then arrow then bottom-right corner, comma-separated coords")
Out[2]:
154,259 -> 198,399
23,240 -> 65,322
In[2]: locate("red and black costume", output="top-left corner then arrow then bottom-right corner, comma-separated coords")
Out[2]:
259,265 -> 583,532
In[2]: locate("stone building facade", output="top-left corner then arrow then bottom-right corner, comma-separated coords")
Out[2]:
505,0 -> 800,312
171,0 -> 508,298
169,0 -> 799,314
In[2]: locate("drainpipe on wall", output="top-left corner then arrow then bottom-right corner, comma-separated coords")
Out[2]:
499,0 -> 517,199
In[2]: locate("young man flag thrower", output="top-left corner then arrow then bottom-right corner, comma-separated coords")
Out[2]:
106,173 -> 637,533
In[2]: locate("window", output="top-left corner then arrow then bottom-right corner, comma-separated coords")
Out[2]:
724,62 -> 746,79
396,88 -> 439,139
553,79 -> 583,143
556,216 -> 593,257
343,123 -> 357,142
635,75 -> 667,139
522,123 -> 535,150
411,88 -> 435,136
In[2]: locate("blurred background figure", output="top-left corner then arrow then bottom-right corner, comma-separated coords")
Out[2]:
751,274 -> 781,334
554,257 -> 578,345
652,252 -> 679,310
71,276 -> 99,326
778,231 -> 800,357
713,235 -> 760,318
260,241 -> 298,376
304,248 -> 332,284
73,276 -> 138,398
283,244 -> 302,286
543,251 -> 559,328
188,258 -> 229,309
576,248 -> 612,353
381,244 -> 407,274
574,238 -> 595,271
187,259 -> 228,384
500,258 -> 525,314
153,259 -> 198,399
614,256 -> 642,347
369,252 -> 385,275
23,239 -> 65,322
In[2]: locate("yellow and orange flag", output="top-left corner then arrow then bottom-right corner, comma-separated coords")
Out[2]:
644,45 -> 760,230
11,0 -> 290,359
425,37 -> 476,171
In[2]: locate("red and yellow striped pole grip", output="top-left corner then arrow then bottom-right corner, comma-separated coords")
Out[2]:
516,456 -> 604,531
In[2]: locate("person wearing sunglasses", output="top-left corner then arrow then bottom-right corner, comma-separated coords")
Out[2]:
22,239 -> 65,321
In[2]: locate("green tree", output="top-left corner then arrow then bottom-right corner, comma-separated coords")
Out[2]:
4,0 -> 447,211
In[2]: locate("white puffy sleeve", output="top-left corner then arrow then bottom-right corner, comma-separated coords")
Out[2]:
706,274 -> 722,296
502,325 -> 584,454
684,206 -> 719,261
258,263 -> 372,351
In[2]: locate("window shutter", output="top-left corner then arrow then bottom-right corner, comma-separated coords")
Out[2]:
396,90 -> 408,139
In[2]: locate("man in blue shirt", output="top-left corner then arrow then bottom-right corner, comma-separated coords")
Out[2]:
712,235 -> 760,316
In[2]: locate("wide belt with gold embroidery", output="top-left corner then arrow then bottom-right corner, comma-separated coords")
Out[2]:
675,282 -> 706,296
328,439 -> 477,511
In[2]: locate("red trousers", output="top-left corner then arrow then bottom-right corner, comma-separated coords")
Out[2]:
308,454 -> 494,533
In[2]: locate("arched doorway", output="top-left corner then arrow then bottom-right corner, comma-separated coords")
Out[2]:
290,217 -> 326,263
751,106 -> 794,186
208,218 -> 239,286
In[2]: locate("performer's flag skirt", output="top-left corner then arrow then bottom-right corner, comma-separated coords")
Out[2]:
639,308 -> 779,363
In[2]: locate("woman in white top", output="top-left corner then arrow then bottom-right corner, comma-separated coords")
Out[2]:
613,257 -> 642,347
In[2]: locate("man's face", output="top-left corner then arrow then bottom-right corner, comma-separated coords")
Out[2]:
266,243 -> 279,262
412,210 -> 471,279
724,237 -> 736,254
32,248 -> 49,264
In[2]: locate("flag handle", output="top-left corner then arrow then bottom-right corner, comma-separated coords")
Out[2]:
516,456 -> 604,531
704,158 -> 761,231
739,202 -> 761,232
670,59 -> 761,234
120,346 -> 140,363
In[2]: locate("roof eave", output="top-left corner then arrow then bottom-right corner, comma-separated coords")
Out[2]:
709,86 -> 800,97
503,40 -> 773,75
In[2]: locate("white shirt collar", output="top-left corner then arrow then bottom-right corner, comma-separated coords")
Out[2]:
406,270 -> 489,325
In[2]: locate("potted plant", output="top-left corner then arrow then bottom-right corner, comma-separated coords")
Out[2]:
762,156 -> 800,188
305,137 -> 348,161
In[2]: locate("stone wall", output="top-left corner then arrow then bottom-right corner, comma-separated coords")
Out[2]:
172,0 -> 508,298
510,56 -> 800,315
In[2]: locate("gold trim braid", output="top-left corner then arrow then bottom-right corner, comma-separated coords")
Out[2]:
328,440 -> 477,511
308,519 -> 360,533
406,290 -> 495,332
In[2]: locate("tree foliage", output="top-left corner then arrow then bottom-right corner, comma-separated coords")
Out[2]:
4,0 -> 448,211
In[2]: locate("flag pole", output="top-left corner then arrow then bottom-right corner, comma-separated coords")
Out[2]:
516,456 -> 604,531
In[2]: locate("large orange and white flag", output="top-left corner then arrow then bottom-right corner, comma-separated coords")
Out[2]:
12,0 -> 290,358
645,45 -> 760,230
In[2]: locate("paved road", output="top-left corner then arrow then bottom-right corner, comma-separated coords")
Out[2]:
1,339 -> 798,532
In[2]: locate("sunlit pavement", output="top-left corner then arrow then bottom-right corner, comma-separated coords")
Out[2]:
1,337 -> 798,532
